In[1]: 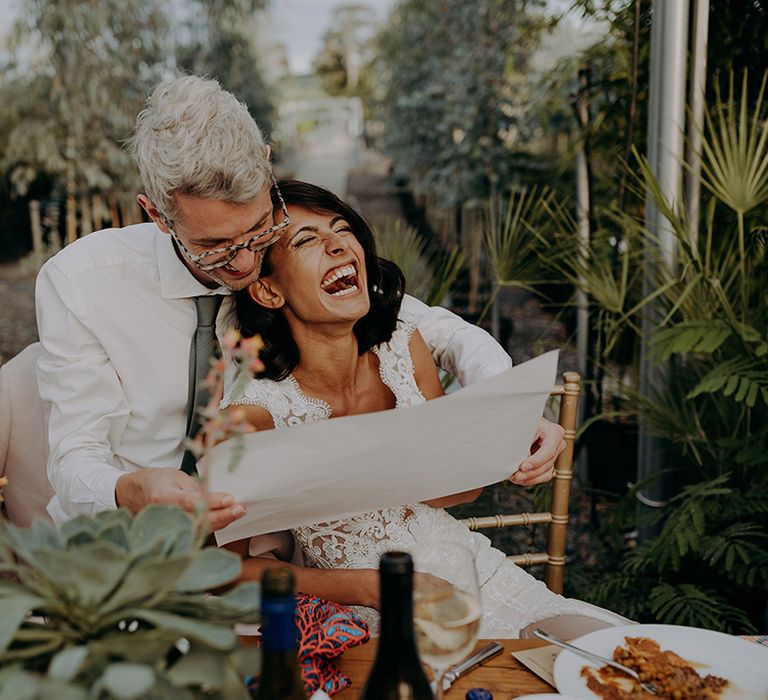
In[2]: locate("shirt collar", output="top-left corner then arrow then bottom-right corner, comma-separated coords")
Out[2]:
156,226 -> 231,298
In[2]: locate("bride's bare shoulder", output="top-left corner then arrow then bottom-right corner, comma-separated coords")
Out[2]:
409,330 -> 445,400
224,403 -> 275,432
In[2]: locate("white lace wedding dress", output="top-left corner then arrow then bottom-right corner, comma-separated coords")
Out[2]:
222,320 -> 623,637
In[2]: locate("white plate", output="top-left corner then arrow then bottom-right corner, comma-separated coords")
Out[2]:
552,624 -> 768,699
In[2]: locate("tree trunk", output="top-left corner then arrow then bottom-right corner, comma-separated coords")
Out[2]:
29,200 -> 44,259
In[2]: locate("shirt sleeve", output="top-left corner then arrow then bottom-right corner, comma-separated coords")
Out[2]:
399,294 -> 512,386
35,261 -> 128,519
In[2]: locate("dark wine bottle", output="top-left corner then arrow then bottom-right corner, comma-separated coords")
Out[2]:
253,568 -> 308,700
360,551 -> 432,700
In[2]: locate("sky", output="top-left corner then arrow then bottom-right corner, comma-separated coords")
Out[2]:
0,0 -> 600,77
268,0 -> 398,75
0,0 -> 398,75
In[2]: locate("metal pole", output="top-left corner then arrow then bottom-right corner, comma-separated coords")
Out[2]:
637,0 -> 690,542
685,0 -> 710,247
574,66 -> 591,384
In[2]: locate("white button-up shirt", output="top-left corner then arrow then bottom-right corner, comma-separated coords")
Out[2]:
36,223 -> 511,524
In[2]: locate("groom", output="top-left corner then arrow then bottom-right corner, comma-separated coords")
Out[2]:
35,75 -> 564,531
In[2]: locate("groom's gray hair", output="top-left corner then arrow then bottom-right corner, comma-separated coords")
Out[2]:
130,75 -> 271,220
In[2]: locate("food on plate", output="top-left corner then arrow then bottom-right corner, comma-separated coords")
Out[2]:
580,636 -> 729,699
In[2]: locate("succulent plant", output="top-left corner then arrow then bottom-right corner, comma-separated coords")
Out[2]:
0,505 -> 260,699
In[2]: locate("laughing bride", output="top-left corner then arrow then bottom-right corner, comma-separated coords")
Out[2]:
221,179 -> 625,638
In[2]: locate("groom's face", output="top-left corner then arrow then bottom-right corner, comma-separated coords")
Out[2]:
144,186 -> 280,291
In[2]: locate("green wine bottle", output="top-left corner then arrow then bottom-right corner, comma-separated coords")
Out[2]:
253,568 -> 308,700
360,551 -> 432,700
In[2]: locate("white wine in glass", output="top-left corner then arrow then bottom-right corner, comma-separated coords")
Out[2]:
408,541 -> 482,699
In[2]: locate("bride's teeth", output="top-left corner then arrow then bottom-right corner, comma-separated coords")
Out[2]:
329,284 -> 359,297
321,264 -> 356,289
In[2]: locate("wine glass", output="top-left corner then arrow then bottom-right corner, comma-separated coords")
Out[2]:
408,541 -> 482,699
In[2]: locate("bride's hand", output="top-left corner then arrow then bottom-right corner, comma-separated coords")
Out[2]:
511,417 -> 565,486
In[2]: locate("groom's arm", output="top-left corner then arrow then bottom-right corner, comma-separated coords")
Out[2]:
399,294 -> 511,386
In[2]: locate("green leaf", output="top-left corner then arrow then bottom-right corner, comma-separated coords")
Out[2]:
3,521 -> 65,564
32,541 -> 129,607
651,320 -> 732,359
230,644 -> 260,679
128,506 -> 195,558
100,662 -> 156,699
172,548 -> 242,593
89,629 -> 182,664
95,522 -> 131,551
0,666 -> 39,700
47,645 -> 89,681
211,582 -> 261,616
649,583 -> 755,633
127,610 -> 236,650
35,679 -> 86,700
99,555 -> 192,615
166,646 -> 227,687
0,591 -> 44,656
687,357 -> 768,406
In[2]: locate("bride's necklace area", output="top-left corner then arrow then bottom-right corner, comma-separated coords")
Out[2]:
292,351 -> 393,417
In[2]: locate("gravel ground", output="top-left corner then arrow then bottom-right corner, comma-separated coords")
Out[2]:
0,260 -> 38,365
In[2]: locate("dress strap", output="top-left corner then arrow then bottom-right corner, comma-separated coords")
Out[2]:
371,319 -> 426,409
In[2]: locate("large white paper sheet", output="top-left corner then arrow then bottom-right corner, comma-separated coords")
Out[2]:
211,350 -> 559,546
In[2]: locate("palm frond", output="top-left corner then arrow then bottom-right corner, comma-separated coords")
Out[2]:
426,246 -> 464,306
698,71 -> 768,215
373,218 -> 434,301
482,187 -> 549,289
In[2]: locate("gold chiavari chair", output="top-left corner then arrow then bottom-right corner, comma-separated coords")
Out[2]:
459,371 -> 581,595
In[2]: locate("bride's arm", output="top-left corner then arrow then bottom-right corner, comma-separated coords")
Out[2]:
225,538 -> 380,608
410,331 -> 484,508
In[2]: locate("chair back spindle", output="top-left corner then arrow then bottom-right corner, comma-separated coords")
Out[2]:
459,371 -> 581,594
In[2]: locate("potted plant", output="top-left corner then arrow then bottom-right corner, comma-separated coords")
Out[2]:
0,332 -> 267,698
0,502 -> 261,699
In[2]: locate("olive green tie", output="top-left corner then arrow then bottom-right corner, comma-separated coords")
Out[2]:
180,295 -> 223,476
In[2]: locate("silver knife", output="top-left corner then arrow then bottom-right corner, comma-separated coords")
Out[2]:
429,642 -> 504,693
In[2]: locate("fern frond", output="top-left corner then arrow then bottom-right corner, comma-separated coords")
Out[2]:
687,357 -> 768,407
700,523 -> 768,571
590,575 -> 655,622
646,477 -> 732,570
649,583 -> 755,633
652,320 -> 732,360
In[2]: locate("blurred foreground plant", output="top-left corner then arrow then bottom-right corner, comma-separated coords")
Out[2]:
0,507 -> 260,699
0,332 -> 267,697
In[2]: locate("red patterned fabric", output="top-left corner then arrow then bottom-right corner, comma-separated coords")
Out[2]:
295,592 -> 370,695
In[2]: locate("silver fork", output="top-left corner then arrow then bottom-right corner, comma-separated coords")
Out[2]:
533,628 -> 659,695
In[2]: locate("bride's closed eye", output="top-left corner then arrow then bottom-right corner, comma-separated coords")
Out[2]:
291,227 -> 354,248
292,234 -> 318,248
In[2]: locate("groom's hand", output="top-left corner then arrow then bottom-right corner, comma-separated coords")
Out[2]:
510,417 -> 565,486
115,467 -> 246,530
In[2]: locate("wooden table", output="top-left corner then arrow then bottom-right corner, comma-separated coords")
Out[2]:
336,639 -> 554,698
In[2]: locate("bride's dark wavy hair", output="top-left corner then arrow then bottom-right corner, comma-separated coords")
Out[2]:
235,179 -> 405,380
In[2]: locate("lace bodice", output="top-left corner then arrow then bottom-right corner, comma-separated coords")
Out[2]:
222,320 -> 430,570
223,320 -> 626,637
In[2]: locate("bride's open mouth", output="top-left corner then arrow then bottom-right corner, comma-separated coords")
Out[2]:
320,263 -> 360,297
